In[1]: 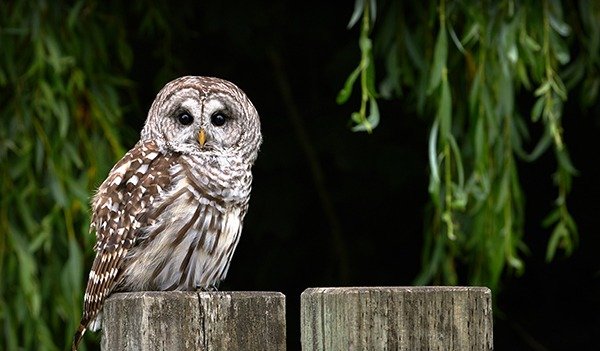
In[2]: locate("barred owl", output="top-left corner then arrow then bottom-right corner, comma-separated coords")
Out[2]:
72,76 -> 262,350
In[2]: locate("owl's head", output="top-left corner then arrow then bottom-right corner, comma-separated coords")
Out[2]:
141,76 -> 262,164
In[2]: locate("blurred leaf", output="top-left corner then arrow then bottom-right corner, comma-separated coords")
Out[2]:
0,1 -> 132,349
556,148 -> 578,175
448,24 -> 465,54
534,81 -> 551,96
67,1 -> 85,29
428,26 -> 448,94
516,61 -> 531,89
348,0 -> 365,29
447,134 -> 464,189
352,96 -> 380,131
582,77 -> 599,106
515,129 -> 552,162
531,96 -> 545,122
369,0 -> 377,24
339,0 -> 592,292
461,23 -> 479,46
403,27 -> 424,70
342,0 -> 379,132
438,78 -> 451,137
428,119 -> 440,186
546,221 -> 567,261
337,65 -> 362,104
549,14 -> 571,36
507,253 -> 524,272
550,76 -> 568,100
523,33 -> 542,51
117,36 -> 134,69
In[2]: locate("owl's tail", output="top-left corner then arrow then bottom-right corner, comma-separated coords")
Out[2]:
71,321 -> 87,351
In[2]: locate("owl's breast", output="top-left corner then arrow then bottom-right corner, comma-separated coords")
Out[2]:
184,154 -> 253,205
117,159 -> 248,292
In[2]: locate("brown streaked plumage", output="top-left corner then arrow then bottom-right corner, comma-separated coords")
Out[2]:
72,76 -> 262,350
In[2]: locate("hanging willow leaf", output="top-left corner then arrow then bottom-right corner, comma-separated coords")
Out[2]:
531,96 -> 545,121
515,130 -> 553,162
549,14 -> 571,36
546,221 -> 567,261
0,2 -> 137,349
337,65 -> 362,104
352,96 -> 380,131
339,0 -> 592,292
447,134 -> 464,191
556,148 -> 578,175
438,78 -> 451,138
348,0 -> 365,29
339,0 -> 379,132
428,119 -> 441,186
428,26 -> 448,94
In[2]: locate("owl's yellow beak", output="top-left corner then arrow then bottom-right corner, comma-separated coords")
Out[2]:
198,129 -> 206,147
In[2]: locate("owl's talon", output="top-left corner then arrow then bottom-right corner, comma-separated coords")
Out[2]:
196,284 -> 219,292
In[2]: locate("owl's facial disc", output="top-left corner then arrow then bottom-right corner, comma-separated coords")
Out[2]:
199,97 -> 239,151
164,94 -> 236,154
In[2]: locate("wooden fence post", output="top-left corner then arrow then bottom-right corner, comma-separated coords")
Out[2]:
101,291 -> 286,351
301,286 -> 493,351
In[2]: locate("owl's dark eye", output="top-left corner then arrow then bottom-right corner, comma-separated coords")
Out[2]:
211,112 -> 227,127
177,113 -> 194,126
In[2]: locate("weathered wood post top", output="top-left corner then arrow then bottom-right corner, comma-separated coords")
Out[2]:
101,291 -> 286,351
301,286 -> 493,351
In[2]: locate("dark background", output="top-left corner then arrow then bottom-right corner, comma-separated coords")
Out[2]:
123,1 -> 600,350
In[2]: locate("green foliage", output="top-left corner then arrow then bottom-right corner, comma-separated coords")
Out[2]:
340,0 -> 599,289
0,1 -> 133,349
338,0 -> 380,132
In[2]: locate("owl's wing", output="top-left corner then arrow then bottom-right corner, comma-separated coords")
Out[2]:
72,140 -> 173,350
